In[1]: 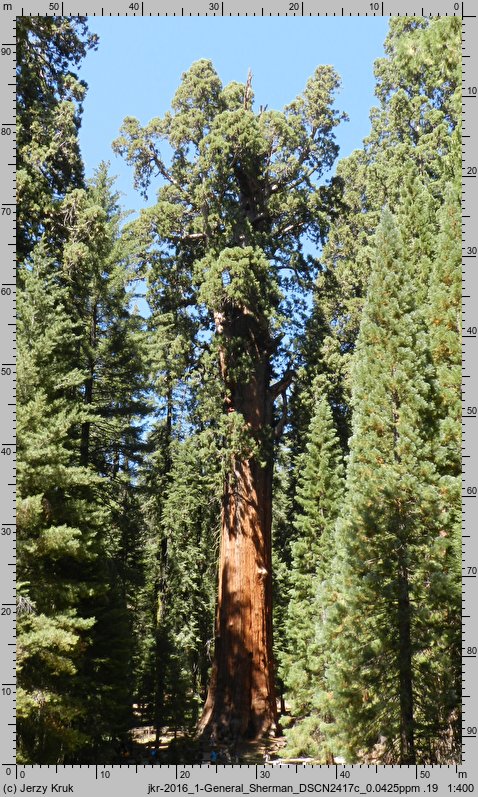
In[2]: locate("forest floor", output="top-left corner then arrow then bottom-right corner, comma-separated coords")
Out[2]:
126,723 -> 288,765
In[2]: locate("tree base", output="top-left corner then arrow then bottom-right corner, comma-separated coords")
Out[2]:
197,686 -> 279,745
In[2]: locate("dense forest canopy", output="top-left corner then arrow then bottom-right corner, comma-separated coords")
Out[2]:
17,15 -> 461,765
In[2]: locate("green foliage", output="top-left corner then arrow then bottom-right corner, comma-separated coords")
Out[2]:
313,16 -> 461,427
277,24 -> 461,761
16,18 -> 461,765
16,17 -> 97,262
281,395 -> 344,760
113,57 -> 347,491
17,613 -> 94,763
17,247 -> 99,763
323,209 -> 460,764
196,246 -> 281,319
136,428 -> 221,732
17,153 -> 148,761
113,59 -> 344,303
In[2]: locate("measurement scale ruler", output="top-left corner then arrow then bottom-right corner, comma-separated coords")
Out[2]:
0,1 -> 476,793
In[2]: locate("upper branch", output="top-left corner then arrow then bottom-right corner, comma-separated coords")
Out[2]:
270,368 -> 295,399
273,389 -> 288,440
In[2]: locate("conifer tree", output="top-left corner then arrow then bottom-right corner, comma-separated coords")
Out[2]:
114,59 -> 345,741
314,16 -> 461,425
136,426 -> 221,741
157,433 -> 221,729
17,245 -> 98,763
418,185 -> 462,760
281,394 -> 344,760
17,163 -> 148,762
325,210 -> 448,764
16,18 -> 100,763
17,18 -> 97,262
271,445 -> 294,703
69,166 -> 148,759
16,16 -> 462,766
428,185 -> 461,492
130,210 -> 215,740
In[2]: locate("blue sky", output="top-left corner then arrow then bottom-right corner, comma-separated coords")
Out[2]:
78,17 -> 389,214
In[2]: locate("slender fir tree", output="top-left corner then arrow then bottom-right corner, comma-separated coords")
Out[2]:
281,393 -> 344,760
17,245 -> 98,762
325,210 -> 448,764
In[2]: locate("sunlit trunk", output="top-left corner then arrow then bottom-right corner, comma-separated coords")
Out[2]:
198,310 -> 278,741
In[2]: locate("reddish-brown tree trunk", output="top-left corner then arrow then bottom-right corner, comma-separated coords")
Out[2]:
198,310 -> 278,742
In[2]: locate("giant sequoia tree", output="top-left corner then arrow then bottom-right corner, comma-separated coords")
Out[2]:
114,60 -> 345,740
16,16 -> 461,765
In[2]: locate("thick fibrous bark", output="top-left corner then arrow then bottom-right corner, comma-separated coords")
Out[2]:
198,310 -> 278,742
